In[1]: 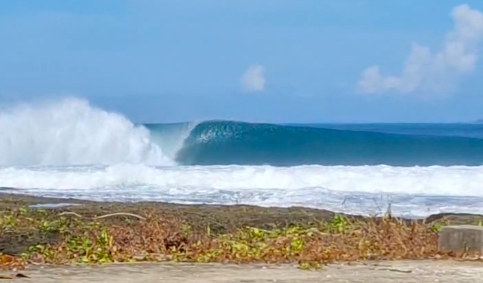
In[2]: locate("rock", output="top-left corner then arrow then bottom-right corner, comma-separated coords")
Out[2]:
438,225 -> 483,254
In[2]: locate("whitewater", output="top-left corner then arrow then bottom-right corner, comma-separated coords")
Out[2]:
1,97 -> 483,218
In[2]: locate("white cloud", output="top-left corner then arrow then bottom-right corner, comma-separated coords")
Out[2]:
241,64 -> 265,92
358,4 -> 483,95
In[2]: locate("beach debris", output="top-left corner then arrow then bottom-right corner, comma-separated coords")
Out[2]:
58,211 -> 146,221
0,273 -> 29,279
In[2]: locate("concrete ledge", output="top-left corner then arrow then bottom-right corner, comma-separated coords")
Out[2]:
438,225 -> 483,254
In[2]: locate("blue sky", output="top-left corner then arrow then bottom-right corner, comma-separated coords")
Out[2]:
1,0 -> 483,123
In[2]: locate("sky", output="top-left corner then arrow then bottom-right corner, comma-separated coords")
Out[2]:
1,0 -> 483,123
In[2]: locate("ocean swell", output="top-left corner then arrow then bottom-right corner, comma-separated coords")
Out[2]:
2,97 -> 483,217
1,97 -> 483,168
173,120 -> 483,166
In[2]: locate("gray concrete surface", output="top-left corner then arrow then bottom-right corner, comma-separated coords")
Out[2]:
439,225 -> 483,254
3,260 -> 483,283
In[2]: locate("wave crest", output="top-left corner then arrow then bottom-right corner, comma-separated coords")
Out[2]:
174,120 -> 483,166
0,97 -> 173,166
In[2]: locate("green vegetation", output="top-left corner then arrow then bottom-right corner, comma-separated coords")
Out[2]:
1,205 -> 475,270
1,192 -> 483,271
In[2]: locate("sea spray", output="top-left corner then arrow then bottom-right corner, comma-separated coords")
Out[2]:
0,97 -> 173,166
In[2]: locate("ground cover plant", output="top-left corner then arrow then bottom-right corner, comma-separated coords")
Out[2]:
0,204 -> 474,270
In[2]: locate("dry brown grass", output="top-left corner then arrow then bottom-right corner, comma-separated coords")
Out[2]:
0,206 -> 458,270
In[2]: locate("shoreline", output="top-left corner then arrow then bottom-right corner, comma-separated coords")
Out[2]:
1,192 -> 482,223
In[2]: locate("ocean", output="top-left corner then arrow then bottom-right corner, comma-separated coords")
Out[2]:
1,97 -> 483,218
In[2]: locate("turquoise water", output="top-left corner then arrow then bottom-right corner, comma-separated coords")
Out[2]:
146,121 -> 483,166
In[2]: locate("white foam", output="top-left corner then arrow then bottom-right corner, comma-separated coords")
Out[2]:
2,164 -> 483,217
0,97 -> 173,166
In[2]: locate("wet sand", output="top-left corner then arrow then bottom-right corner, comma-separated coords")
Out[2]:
0,192 -> 481,226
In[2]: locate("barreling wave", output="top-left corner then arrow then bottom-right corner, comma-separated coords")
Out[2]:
1,97 -> 483,167
172,120 -> 483,166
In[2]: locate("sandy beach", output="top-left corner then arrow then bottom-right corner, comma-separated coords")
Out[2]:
3,260 -> 482,283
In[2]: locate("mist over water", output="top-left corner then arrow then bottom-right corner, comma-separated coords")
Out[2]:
1,97 -> 483,217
